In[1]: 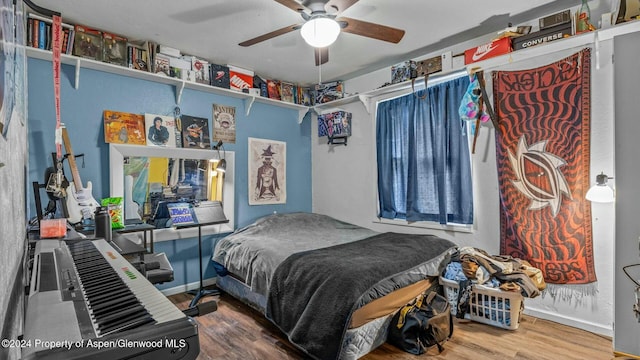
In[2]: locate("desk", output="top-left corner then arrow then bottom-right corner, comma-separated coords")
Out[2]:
175,220 -> 229,308
115,223 -> 155,253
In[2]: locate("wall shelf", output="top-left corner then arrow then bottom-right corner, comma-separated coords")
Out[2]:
26,20 -> 640,123
311,20 -> 640,114
25,46 -> 311,123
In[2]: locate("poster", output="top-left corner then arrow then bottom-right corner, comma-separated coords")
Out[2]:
212,104 -> 236,144
248,137 -> 286,205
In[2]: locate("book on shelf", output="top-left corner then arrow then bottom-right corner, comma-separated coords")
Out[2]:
39,20 -> 46,49
153,53 -> 171,76
297,87 -> 311,106
267,79 -> 281,100
187,56 -> 210,85
127,40 -> 152,72
209,63 -> 230,89
280,81 -> 295,103
27,13 -> 75,53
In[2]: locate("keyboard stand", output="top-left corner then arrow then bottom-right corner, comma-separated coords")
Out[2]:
175,220 -> 229,309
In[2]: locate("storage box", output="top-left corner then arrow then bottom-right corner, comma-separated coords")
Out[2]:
227,65 -> 254,91
417,56 -> 442,77
539,9 -> 572,30
391,60 -> 417,84
318,111 -> 351,138
439,277 -> 523,330
102,32 -> 127,66
464,37 -> 512,64
73,24 -> 103,61
40,218 -> 67,238
512,22 -> 572,50
314,80 -> 344,104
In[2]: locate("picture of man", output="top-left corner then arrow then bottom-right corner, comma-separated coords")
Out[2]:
147,116 -> 170,146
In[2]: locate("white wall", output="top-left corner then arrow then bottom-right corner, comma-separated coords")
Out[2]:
312,38 -> 616,336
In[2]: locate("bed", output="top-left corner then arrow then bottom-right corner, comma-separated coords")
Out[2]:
212,213 -> 456,360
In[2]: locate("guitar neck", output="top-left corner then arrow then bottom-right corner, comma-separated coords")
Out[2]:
61,127 -> 84,189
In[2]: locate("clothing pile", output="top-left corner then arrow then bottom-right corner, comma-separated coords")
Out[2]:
443,246 -> 546,320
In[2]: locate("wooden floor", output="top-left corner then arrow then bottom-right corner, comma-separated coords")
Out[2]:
169,291 -> 616,360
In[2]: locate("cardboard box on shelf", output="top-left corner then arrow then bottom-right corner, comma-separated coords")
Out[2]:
512,22 -> 572,51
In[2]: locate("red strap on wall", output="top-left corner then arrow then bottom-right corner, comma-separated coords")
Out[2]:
52,15 -> 62,159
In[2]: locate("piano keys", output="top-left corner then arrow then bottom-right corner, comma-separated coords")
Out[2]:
22,238 -> 199,360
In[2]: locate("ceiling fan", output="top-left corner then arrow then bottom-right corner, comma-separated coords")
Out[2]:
238,0 -> 405,66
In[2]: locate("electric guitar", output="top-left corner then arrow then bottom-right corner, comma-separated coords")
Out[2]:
61,126 -> 100,224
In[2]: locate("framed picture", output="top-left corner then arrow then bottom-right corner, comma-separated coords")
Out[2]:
103,110 -> 146,144
145,113 -> 177,147
248,137 -> 286,205
181,114 -> 211,149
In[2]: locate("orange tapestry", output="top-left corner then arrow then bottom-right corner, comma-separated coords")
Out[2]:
493,49 -> 596,284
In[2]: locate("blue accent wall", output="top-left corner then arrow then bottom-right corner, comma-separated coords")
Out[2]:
27,58 -> 312,290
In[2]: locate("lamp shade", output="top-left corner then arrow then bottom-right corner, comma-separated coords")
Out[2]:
216,158 -> 227,173
300,17 -> 340,48
586,172 -> 614,203
586,185 -> 614,203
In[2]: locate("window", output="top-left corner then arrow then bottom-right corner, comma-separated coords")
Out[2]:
376,76 -> 473,225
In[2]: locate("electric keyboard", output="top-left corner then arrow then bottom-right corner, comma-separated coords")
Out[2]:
23,238 -> 199,360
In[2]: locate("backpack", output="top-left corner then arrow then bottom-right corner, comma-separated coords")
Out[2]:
387,290 -> 454,354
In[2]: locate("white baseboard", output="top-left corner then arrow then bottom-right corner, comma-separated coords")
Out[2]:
523,307 -> 613,337
159,277 -> 217,297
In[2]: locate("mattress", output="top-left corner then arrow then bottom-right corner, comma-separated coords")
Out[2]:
216,274 -> 438,359
212,213 -> 455,359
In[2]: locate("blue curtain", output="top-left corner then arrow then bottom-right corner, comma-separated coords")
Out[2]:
376,76 -> 473,224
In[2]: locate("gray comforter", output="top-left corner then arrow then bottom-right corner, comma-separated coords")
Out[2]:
212,213 -> 378,296
267,232 -> 456,360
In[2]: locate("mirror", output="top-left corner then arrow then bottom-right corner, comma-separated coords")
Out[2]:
109,144 -> 235,240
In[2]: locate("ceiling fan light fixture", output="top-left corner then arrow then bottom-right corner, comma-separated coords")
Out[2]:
300,17 -> 340,48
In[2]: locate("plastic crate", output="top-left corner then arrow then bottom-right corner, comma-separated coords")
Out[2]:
439,276 -> 524,330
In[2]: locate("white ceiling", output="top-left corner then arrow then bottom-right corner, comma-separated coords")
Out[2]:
32,0 -> 579,86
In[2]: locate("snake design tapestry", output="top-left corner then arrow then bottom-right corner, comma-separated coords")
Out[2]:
493,49 -> 595,284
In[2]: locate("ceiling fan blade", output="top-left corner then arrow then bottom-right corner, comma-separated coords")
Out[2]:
325,0 -> 359,14
337,17 -> 405,44
314,47 -> 329,66
273,0 -> 307,13
239,23 -> 301,47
